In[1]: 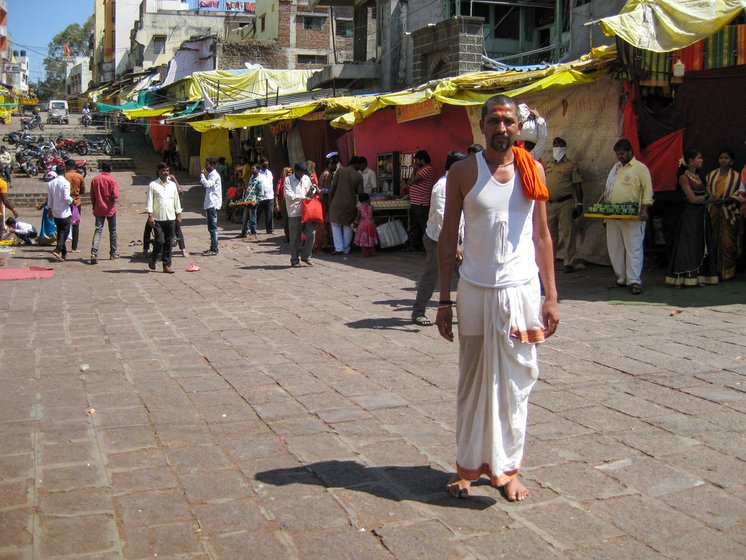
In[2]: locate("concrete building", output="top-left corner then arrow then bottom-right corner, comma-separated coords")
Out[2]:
4,50 -> 30,94
93,0 -> 256,84
127,0 -> 254,73
65,56 -> 93,99
308,1 -> 620,92
252,0 -> 374,71
0,0 -> 6,61
92,0 -> 142,83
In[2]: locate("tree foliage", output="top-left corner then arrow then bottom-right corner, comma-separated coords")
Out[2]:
37,15 -> 94,100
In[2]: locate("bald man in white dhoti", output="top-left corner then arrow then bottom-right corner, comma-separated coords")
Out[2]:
436,94 -> 559,502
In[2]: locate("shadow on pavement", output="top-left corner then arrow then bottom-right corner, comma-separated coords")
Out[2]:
238,265 -> 290,271
102,269 -> 150,274
371,298 -> 417,310
346,317 -> 421,331
255,461 -> 496,510
558,262 -> 746,307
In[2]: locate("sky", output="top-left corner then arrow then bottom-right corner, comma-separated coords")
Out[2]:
7,0 -> 94,85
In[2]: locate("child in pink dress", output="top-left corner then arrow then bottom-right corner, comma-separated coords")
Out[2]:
354,193 -> 378,256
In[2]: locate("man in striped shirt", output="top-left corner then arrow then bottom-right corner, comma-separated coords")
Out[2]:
403,150 -> 434,251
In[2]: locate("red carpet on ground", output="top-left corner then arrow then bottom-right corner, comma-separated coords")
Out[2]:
0,267 -> 56,280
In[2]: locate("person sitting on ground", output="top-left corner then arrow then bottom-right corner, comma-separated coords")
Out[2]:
4,217 -> 37,244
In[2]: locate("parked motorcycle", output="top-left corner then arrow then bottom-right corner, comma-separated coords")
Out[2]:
40,152 -> 89,178
4,130 -> 45,146
20,114 -> 44,131
15,150 -> 39,177
76,137 -> 114,156
55,135 -> 79,152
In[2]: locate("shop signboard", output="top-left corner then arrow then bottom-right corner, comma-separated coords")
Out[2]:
395,98 -> 441,123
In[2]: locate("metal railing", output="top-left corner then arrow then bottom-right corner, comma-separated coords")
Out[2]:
486,40 -> 571,66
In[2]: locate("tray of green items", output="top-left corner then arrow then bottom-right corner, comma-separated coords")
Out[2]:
584,202 -> 640,219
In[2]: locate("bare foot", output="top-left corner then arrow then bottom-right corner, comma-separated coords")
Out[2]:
445,477 -> 471,498
501,476 -> 530,502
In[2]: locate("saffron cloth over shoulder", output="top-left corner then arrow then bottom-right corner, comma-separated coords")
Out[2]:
512,146 -> 549,201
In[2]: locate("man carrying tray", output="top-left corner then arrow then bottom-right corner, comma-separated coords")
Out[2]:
603,139 -> 654,295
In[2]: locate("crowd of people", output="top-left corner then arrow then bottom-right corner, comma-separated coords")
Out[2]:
665,148 -> 746,287
3,92 -> 746,507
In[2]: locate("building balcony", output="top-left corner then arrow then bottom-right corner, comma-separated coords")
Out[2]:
307,61 -> 379,90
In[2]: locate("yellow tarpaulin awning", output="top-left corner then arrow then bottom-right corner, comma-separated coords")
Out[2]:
183,46 -> 616,131
122,106 -> 174,119
600,0 -> 746,52
330,65 -> 609,129
179,68 -> 316,103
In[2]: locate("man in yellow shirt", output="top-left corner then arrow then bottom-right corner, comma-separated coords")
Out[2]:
604,139 -> 654,295
0,176 -> 19,237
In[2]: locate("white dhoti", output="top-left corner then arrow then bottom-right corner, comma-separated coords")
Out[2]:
455,277 -> 544,486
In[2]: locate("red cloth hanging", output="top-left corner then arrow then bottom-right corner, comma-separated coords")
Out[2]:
680,40 -> 705,72
149,118 -> 170,153
638,129 -> 684,192
622,81 -> 641,157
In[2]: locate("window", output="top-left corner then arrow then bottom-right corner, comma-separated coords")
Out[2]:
335,19 -> 353,37
297,54 -> 327,65
302,16 -> 324,31
493,6 -> 520,41
153,35 -> 166,55
260,15 -> 266,32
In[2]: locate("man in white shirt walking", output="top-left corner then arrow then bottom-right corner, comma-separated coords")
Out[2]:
146,163 -> 182,273
284,161 -> 316,267
200,158 -> 222,256
412,151 -> 467,326
256,158 -> 275,234
46,164 -> 72,261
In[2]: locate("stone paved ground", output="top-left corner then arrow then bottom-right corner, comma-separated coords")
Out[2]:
1,125 -> 745,559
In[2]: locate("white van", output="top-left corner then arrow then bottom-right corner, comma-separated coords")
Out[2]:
48,100 -> 69,124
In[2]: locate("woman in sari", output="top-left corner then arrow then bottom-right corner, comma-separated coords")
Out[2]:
705,150 -> 742,281
665,149 -> 718,287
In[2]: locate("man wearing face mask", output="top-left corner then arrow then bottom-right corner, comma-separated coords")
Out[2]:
544,137 -> 583,273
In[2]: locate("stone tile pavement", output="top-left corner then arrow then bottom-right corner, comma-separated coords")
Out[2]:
1,150 -> 745,558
